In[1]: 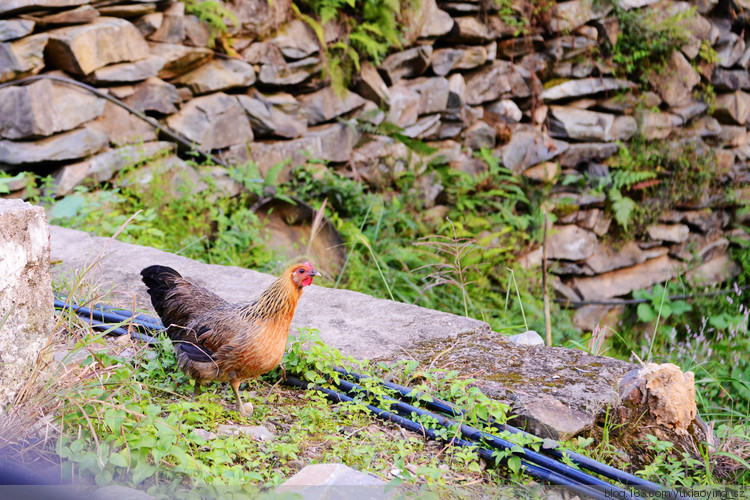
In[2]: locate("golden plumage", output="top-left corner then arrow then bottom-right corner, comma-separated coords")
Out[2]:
141,262 -> 320,417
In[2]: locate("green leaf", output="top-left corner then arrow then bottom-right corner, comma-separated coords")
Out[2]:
637,303 -> 657,323
50,194 -> 87,220
132,460 -> 157,485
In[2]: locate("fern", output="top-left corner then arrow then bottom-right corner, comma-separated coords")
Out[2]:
612,169 -> 657,190
608,187 -> 637,230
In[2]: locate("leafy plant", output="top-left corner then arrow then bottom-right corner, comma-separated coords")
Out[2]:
181,0 -> 239,49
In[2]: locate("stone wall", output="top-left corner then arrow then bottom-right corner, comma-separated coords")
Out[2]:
0,0 -> 748,328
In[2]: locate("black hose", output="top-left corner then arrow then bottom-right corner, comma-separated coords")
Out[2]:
334,367 -> 668,494
284,375 -> 614,500
54,298 -> 160,343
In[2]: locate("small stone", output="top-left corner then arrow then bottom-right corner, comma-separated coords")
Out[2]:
462,121 -> 496,150
238,90 -> 307,139
380,45 -> 432,84
298,87 -> 366,125
35,5 -> 98,26
649,51 -> 700,108
647,223 -> 690,243
541,78 -> 635,101
0,34 -> 49,83
449,16 -> 495,42
464,60 -> 529,105
500,124 -> 569,174
271,19 -> 319,59
508,330 -> 545,346
192,428 -> 217,441
0,124 -> 108,165
548,225 -> 598,261
356,61 -> 390,106
557,142 -> 618,168
714,91 -> 750,125
522,161 -> 559,182
86,54 -> 166,84
147,1 -> 184,43
149,42 -> 212,79
0,0 -> 87,16
173,58 -> 256,95
401,76 -> 450,115
549,106 -> 636,142
258,56 -> 321,86
550,0 -> 612,32
387,84 -> 420,127
572,254 -> 678,300
217,424 -> 275,441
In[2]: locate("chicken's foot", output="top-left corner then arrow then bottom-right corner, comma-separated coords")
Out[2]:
230,379 -> 254,417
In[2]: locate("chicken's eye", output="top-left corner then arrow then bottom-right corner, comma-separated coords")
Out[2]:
298,269 -> 305,274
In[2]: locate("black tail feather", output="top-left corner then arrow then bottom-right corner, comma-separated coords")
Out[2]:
141,265 -> 182,317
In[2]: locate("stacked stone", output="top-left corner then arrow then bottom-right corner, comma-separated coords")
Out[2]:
0,0 -> 748,328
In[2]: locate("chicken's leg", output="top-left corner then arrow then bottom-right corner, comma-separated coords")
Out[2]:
230,379 -> 254,417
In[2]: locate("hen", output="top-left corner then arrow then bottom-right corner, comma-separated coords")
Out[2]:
140,262 -> 320,417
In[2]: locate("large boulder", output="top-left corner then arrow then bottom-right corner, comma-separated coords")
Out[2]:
172,58 -> 256,95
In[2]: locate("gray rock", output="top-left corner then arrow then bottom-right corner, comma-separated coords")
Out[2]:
449,16 -> 495,42
572,254 -> 679,300
0,78 -> 105,139
0,199 -> 53,408
97,4 -> 157,18
550,0 -> 612,32
147,1 -> 184,43
714,91 -> 750,124
522,161 -> 559,182
0,124 -> 108,165
647,223 -> 690,243
464,60 -> 529,105
716,31 -> 746,69
167,92 -> 253,150
401,76 -> 450,115
497,36 -> 545,59
271,19 -> 319,59
541,78 -> 635,101
586,241 -> 646,274
649,51 -> 700,108
546,35 -> 596,61
183,14 -> 210,47
0,0 -> 87,16
148,42 -> 212,79
173,58 -> 256,95
278,464 -> 385,495
134,12 -> 160,37
380,46 -> 432,84
222,0 -> 292,41
94,101 -> 157,146
715,125 -> 747,147
549,106 -> 637,142
637,110 -> 683,140
238,90 -> 307,139
387,84 -> 420,127
217,424 -> 275,441
349,135 -> 412,187
45,17 -> 150,75
548,225 -> 598,261
35,4 -> 98,26
557,142 -> 618,167
403,113 -> 441,138
616,0 -> 658,9
86,54 -> 165,83
115,77 -> 180,114
712,68 -> 750,91
500,125 -> 569,174
430,45 -> 488,76
298,87 -> 366,125
0,19 -> 35,41
686,254 -> 741,287
51,141 -> 175,195
447,73 -> 466,109
671,99 -> 709,122
0,34 -> 48,83
596,91 -> 661,114
462,121 -> 495,150
522,329 -> 558,348
306,122 -> 361,162
416,0 -> 454,38
356,61 -> 390,106
258,56 -> 321,85
241,41 -> 285,65
484,99 -> 522,124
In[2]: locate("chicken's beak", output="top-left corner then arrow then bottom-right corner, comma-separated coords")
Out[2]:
310,270 -> 322,277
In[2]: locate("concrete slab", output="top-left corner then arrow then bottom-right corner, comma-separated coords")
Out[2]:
49,225 -> 488,360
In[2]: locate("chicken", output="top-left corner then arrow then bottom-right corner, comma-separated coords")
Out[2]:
140,262 -> 320,417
